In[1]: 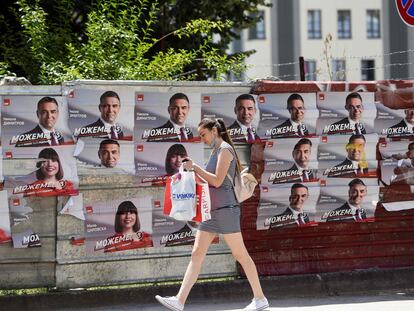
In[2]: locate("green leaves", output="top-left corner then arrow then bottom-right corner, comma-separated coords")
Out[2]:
10,0 -> 246,83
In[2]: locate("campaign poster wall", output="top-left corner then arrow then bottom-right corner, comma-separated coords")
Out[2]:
256,93 -> 318,139
135,142 -> 203,186
3,145 -> 78,197
257,185 -> 319,230
67,87 -> 134,140
201,93 -> 260,143
316,92 -> 376,135
74,138 -> 135,175
1,95 -> 74,150
0,191 -> 12,244
85,197 -> 153,254
317,134 -> 378,179
382,185 -> 414,211
262,138 -> 319,185
375,105 -> 414,138
378,140 -> 414,185
135,92 -> 201,142
8,196 -> 41,248
317,178 -> 379,223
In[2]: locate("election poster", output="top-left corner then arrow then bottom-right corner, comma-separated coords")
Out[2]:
378,140 -> 414,185
256,93 -> 318,140
201,93 -> 260,143
3,145 -> 78,197
8,195 -> 41,248
374,105 -> 414,138
262,138 -> 319,185
135,142 -> 203,186
74,138 -> 135,176
318,134 -> 378,179
257,184 -> 319,230
0,191 -> 12,244
67,87 -> 134,140
1,95 -> 74,151
316,92 -> 376,135
382,185 -> 414,212
135,92 -> 201,142
317,178 -> 379,223
85,197 -> 153,254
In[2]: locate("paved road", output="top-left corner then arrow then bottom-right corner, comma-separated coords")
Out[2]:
60,291 -> 414,311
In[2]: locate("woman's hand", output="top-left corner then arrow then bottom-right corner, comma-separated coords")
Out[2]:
182,157 -> 194,171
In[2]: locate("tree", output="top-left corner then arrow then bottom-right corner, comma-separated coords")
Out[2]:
0,0 -> 269,83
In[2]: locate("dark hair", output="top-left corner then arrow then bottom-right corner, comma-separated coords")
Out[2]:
169,93 -> 189,106
287,93 -> 304,109
36,148 -> 63,180
99,139 -> 120,150
345,92 -> 362,108
348,134 -> 366,144
348,178 -> 366,188
290,183 -> 308,194
408,142 -> 414,151
99,91 -> 120,106
114,201 -> 140,233
198,118 -> 242,172
294,138 -> 312,150
235,94 -> 256,107
165,144 -> 188,174
37,96 -> 58,111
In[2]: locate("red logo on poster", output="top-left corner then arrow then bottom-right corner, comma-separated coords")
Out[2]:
3,98 -> 11,106
396,0 -> 414,26
320,180 -> 326,187
319,93 -> 325,101
266,141 -> 274,148
258,96 -> 265,103
5,151 -> 12,158
262,186 -> 269,193
154,200 -> 161,208
12,198 -> 20,206
85,206 -> 93,214
322,136 -> 328,143
68,90 -> 75,98
137,94 -> 144,101
137,145 -> 144,152
203,96 -> 210,103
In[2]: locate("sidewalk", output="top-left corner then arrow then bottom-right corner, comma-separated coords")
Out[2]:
2,266 -> 414,311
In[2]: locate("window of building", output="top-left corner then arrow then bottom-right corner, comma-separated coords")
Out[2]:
361,60 -> 375,80
366,10 -> 381,38
305,60 -> 317,80
337,10 -> 351,39
308,10 -> 322,39
249,11 -> 266,40
332,59 -> 346,81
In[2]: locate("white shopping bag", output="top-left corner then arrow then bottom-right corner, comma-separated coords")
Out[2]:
169,166 -> 197,221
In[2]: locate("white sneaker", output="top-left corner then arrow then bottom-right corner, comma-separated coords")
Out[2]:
242,297 -> 269,311
155,295 -> 184,311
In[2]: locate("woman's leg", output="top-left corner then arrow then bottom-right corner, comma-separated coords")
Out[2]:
222,232 -> 265,299
176,229 -> 217,304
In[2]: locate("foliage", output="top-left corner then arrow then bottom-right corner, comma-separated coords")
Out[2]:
0,0 -> 257,84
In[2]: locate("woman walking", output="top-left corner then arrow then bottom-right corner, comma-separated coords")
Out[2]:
156,118 -> 268,311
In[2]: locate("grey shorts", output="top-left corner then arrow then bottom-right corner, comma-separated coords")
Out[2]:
198,205 -> 241,234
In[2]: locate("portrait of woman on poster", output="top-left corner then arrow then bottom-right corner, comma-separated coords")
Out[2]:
24,148 -> 76,197
165,144 -> 188,175
104,200 -> 153,253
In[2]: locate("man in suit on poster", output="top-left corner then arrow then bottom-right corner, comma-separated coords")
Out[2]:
327,134 -> 368,177
227,94 -> 260,143
15,97 -> 64,147
386,108 -> 414,138
78,91 -> 124,139
98,139 -> 121,168
268,183 -> 310,229
146,93 -> 194,142
272,138 -> 316,184
324,92 -> 367,135
271,93 -> 309,139
325,178 -> 367,222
